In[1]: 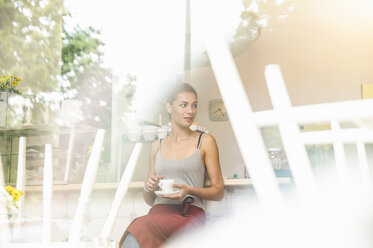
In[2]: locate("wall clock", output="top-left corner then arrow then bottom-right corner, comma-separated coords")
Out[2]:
209,99 -> 229,121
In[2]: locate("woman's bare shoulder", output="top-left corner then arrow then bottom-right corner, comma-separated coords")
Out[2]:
202,133 -> 215,141
201,133 -> 217,147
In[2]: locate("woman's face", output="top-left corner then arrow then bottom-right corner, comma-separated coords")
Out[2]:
167,91 -> 198,128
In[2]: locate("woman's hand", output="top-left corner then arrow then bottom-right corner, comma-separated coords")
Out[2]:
144,175 -> 164,192
162,184 -> 190,200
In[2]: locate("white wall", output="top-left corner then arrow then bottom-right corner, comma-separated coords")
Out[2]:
236,0 -> 373,109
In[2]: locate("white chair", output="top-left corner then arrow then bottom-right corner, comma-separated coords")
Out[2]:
261,66 -> 373,193
4,130 -> 106,247
205,29 -> 283,209
264,65 -> 318,204
205,26 -> 373,208
99,143 -> 143,245
13,136 -> 26,239
68,129 -> 106,243
0,136 -> 27,244
63,125 -> 76,184
42,144 -> 53,243
0,153 -> 5,187
299,118 -> 373,186
0,151 -> 11,244
55,100 -> 83,184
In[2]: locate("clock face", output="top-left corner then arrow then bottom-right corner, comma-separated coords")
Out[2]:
209,99 -> 229,121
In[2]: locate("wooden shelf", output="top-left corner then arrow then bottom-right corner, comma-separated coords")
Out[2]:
25,178 -> 292,192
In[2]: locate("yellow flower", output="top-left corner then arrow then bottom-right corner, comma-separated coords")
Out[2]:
5,186 -> 25,203
1,75 -> 22,93
5,186 -> 13,193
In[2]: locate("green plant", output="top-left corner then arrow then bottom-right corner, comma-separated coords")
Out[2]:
0,75 -> 22,94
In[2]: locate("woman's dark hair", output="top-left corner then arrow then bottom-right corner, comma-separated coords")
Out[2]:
165,83 -> 197,103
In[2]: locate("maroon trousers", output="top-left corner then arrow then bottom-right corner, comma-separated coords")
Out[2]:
120,199 -> 205,248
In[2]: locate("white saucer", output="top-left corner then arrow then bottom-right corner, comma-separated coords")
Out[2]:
155,189 -> 180,197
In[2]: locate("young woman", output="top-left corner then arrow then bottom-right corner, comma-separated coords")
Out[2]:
120,83 -> 224,248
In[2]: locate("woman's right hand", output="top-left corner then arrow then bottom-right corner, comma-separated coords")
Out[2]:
144,175 -> 164,192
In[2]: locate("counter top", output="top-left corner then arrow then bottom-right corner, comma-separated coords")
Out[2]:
0,123 -> 97,137
24,178 -> 292,192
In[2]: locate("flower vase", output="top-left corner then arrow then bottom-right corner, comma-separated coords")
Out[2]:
23,105 -> 33,126
0,90 -> 9,127
0,90 -> 24,128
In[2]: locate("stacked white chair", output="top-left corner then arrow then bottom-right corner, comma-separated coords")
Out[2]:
0,151 -> 11,244
64,125 -> 76,183
0,129 -> 107,247
263,65 -> 373,208
14,136 -> 27,239
68,129 -> 106,244
0,136 -> 28,244
99,143 -> 143,247
42,144 -> 53,243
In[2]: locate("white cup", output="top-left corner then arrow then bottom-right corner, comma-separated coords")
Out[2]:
158,179 -> 175,192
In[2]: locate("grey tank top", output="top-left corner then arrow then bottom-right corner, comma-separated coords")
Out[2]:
154,133 -> 206,211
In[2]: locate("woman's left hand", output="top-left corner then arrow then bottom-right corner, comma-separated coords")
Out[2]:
162,184 -> 190,200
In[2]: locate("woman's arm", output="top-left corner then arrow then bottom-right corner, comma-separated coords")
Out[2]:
165,134 -> 225,201
143,140 -> 161,206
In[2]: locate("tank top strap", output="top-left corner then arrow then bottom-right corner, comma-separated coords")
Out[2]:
197,132 -> 204,149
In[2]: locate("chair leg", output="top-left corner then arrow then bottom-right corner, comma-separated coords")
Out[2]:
265,65 -> 317,205
64,125 -> 76,183
42,144 -> 53,243
100,143 -> 143,240
13,136 -> 26,239
0,152 -> 11,244
204,30 -> 282,207
331,120 -> 348,185
68,129 -> 105,243
357,142 -> 370,187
